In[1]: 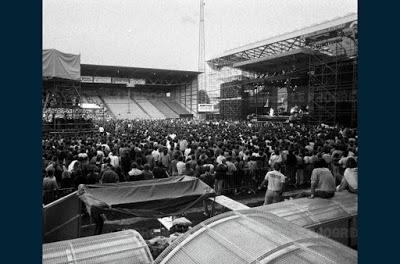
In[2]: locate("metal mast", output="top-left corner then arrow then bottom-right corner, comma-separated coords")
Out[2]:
198,0 -> 206,92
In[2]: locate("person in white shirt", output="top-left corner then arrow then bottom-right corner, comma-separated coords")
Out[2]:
310,159 -> 336,199
184,147 -> 192,159
128,163 -> 143,181
216,154 -> 225,165
337,157 -> 358,193
269,150 -> 282,168
151,148 -> 161,162
260,163 -> 286,205
176,156 -> 186,176
108,152 -> 119,168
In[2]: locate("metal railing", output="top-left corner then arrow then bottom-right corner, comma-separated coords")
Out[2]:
43,187 -> 76,205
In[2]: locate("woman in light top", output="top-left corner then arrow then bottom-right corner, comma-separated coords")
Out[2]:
336,157 -> 358,194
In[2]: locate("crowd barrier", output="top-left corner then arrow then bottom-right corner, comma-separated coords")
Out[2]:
220,165 -> 307,194
43,188 -> 76,205
220,168 -> 268,194
43,191 -> 82,243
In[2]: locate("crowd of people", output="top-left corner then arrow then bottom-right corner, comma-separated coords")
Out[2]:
42,119 -> 358,205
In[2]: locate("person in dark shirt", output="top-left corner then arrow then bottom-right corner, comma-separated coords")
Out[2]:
200,166 -> 215,216
61,170 -> 72,188
170,154 -> 179,176
153,161 -> 169,179
72,159 -> 86,188
286,150 -> 297,186
86,168 -> 98,184
182,162 -> 194,176
214,158 -> 227,195
100,163 -> 119,183
142,164 -> 154,180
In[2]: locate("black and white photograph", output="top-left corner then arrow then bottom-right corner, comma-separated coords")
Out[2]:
42,1 -> 358,263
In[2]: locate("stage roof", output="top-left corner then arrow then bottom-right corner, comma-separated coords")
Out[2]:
207,13 -> 357,69
233,48 -> 331,73
81,64 -> 200,85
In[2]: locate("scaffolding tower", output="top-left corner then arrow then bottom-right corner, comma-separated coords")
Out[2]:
207,13 -> 357,126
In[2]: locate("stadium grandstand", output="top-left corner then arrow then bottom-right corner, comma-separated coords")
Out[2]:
43,53 -> 200,133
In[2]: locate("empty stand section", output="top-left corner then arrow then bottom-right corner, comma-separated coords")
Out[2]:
133,95 -> 165,119
163,99 -> 191,115
101,95 -> 149,119
79,85 -> 194,120
148,98 -> 179,119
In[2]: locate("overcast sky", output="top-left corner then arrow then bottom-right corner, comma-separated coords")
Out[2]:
43,0 -> 357,71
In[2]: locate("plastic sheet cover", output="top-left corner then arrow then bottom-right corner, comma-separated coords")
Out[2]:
255,191 -> 357,228
43,49 -> 81,80
78,176 -> 215,218
43,229 -> 153,264
154,209 -> 357,264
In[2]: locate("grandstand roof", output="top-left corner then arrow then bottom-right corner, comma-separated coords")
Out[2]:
207,13 -> 357,68
81,64 -> 200,85
233,48 -> 330,73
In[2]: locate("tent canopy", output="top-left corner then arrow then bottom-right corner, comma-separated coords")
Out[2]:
78,176 -> 215,218
43,49 -> 81,81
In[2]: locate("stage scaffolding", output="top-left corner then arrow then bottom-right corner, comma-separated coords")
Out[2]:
207,13 -> 357,126
308,55 -> 357,126
42,79 -> 102,133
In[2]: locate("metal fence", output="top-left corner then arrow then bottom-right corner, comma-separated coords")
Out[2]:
43,188 -> 76,205
43,191 -> 82,243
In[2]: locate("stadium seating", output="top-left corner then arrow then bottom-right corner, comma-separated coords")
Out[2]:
80,90 -> 191,120
148,99 -> 179,119
162,99 -> 191,115
133,95 -> 166,119
100,95 -> 149,119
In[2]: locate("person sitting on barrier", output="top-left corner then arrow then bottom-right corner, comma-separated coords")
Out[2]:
260,163 -> 286,205
336,157 -> 358,194
77,184 -> 108,235
310,158 -> 336,199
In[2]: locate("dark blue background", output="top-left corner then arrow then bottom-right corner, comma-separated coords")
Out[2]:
0,1 -> 42,263
358,1 -> 400,263
0,1 -> 399,263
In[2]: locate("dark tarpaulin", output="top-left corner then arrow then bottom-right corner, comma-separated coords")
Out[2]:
78,176 -> 215,218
